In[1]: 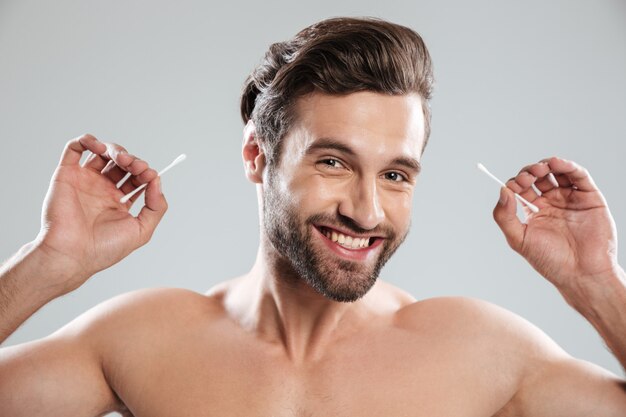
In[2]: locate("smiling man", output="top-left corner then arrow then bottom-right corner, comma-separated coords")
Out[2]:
258,92 -> 422,303
1,17 -> 626,416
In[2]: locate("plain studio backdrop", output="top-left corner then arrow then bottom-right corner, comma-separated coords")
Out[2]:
1,1 -> 625,412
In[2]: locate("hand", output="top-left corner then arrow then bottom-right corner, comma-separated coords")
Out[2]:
492,157 -> 620,297
34,134 -> 168,291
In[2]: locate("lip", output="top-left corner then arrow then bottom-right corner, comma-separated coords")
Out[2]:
313,225 -> 384,262
314,223 -> 385,240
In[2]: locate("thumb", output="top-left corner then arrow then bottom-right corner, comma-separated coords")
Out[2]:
137,176 -> 168,244
492,187 -> 525,252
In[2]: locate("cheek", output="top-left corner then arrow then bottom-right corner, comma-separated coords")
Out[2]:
289,174 -> 346,206
381,192 -> 413,228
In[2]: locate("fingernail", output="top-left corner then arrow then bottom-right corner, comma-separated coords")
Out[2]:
499,187 -> 509,205
158,177 -> 162,194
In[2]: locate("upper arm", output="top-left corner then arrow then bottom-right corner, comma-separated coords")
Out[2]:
0,326 -> 121,416
0,287 -> 210,416
0,287 -> 174,416
486,306 -> 626,416
405,297 -> 626,417
503,352 -> 626,416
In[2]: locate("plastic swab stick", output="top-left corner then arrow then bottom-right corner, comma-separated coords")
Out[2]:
116,172 -> 132,189
476,162 -> 539,213
119,154 -> 187,203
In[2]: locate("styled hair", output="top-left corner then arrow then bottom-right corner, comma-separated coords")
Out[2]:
240,17 -> 434,166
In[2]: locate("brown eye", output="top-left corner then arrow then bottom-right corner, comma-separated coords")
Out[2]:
384,172 -> 405,182
320,158 -> 344,169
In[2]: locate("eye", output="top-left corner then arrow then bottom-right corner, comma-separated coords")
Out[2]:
319,158 -> 345,169
383,171 -> 407,182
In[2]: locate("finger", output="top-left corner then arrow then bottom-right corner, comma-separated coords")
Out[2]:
534,173 -> 559,194
100,144 -> 135,170
505,177 -> 522,193
122,169 -> 159,205
514,170 -> 538,192
133,167 -> 158,185
77,139 -> 157,199
515,161 -> 561,194
84,141 -> 135,173
493,186 -> 525,252
518,161 -> 552,179
99,154 -> 142,181
79,140 -> 136,179
136,177 -> 168,245
124,185 -> 147,206
126,158 -> 150,177
80,151 -> 93,168
117,172 -> 132,189
101,163 -> 128,185
540,157 -> 597,191
101,153 -> 150,180
103,162 -> 157,196
506,173 -> 540,203
535,175 -> 558,194
59,134 -> 106,167
82,152 -> 109,172
100,160 -> 115,174
101,164 -> 136,196
553,173 -> 573,188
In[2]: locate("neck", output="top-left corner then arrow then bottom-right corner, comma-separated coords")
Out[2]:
224,238 -> 373,363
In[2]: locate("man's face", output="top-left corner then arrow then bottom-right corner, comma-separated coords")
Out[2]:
262,91 -> 426,302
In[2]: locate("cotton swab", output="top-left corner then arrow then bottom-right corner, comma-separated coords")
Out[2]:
476,163 -> 539,213
119,154 -> 187,204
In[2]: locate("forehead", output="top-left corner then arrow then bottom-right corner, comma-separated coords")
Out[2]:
289,91 -> 426,159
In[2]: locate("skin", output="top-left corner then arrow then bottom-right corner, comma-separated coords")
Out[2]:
1,91 -> 626,416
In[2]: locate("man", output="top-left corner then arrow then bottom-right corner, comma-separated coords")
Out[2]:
0,16 -> 625,416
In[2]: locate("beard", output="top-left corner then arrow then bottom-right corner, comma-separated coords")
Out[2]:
262,174 -> 408,303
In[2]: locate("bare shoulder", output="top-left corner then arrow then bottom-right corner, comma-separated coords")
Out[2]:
393,297 -> 565,399
395,297 -> 626,417
396,296 -> 566,357
0,287 -> 217,417
63,287 -> 223,339
44,287 -> 226,369
85,286 -> 218,317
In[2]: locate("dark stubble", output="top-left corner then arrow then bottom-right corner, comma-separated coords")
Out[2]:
262,173 -> 409,302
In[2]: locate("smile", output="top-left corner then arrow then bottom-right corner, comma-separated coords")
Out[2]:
318,226 -> 373,249
313,225 -> 383,261
314,224 -> 384,255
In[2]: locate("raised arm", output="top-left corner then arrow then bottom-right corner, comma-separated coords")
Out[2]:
492,156 -> 626,415
0,134 -> 167,415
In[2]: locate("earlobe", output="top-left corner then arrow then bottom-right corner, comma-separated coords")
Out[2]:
242,121 -> 266,183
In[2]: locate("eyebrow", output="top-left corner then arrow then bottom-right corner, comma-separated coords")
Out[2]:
305,138 -> 356,157
305,137 -> 422,174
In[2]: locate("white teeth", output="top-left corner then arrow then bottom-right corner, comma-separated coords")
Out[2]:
321,228 -> 372,250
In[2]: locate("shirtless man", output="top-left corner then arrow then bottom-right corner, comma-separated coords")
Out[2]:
1,17 -> 625,416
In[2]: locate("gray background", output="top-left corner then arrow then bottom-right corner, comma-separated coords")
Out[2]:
1,0 -> 625,410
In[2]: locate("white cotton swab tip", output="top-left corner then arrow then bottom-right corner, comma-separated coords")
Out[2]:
476,162 -> 539,213
157,153 -> 187,177
119,153 -> 187,204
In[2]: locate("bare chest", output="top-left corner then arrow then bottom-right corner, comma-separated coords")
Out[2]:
107,327 -> 514,417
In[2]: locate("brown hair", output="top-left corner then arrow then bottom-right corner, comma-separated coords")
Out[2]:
240,17 -> 434,166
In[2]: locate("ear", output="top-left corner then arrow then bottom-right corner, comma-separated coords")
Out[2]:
242,120 -> 266,183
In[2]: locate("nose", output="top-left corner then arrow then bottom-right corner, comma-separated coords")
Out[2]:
338,177 -> 385,230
